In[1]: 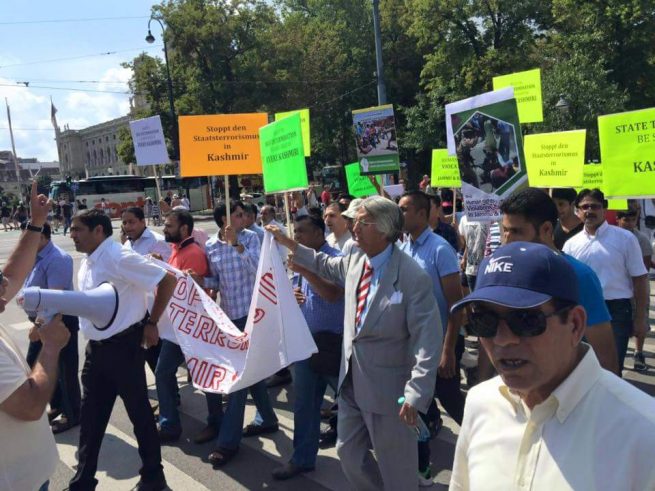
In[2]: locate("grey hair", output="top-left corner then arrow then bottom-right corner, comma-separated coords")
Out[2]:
360,195 -> 403,242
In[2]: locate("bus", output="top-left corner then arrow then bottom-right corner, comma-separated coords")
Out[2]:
49,175 -> 211,218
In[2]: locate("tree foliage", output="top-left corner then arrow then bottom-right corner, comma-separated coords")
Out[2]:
124,0 -> 655,183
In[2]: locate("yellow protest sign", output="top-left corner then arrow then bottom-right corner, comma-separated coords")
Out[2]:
524,130 -> 586,188
430,149 -> 461,187
579,163 -> 628,210
275,109 -> 311,157
598,107 -> 655,198
492,68 -> 543,123
178,113 -> 268,177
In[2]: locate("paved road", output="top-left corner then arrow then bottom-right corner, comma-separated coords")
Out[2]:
0,223 -> 653,490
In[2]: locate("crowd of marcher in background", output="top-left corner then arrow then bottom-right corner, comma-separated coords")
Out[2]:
1,179 -> 654,491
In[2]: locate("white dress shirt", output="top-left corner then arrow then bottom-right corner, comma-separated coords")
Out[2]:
450,347 -> 655,490
563,221 -> 647,299
123,227 -> 172,262
79,238 -> 167,340
326,230 -> 352,252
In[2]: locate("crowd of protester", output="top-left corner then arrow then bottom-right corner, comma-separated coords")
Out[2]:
1,180 -> 654,491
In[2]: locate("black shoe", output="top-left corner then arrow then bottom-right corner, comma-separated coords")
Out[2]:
266,372 -> 292,388
51,416 -> 80,434
47,408 -> 62,423
318,427 -> 337,448
242,422 -> 279,437
129,478 -> 168,491
193,425 -> 218,444
158,427 -> 181,443
272,462 -> 314,480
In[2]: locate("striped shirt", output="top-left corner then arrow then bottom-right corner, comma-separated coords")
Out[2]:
204,228 -> 261,320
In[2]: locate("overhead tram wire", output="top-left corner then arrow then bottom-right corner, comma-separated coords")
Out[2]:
0,83 -> 134,95
0,46 -> 163,69
0,16 -> 149,26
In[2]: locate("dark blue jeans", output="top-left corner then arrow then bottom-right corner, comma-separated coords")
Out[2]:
291,358 -> 338,468
207,316 -> 278,451
155,340 -> 185,431
606,299 -> 633,373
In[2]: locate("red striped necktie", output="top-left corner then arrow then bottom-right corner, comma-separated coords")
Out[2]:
355,261 -> 373,327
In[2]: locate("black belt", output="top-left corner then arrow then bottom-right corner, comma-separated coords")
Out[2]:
90,318 -> 145,345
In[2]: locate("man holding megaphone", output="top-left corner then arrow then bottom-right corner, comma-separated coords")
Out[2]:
67,209 -> 177,491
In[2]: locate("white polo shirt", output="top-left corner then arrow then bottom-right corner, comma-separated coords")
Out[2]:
123,227 -> 172,262
450,347 -> 655,490
79,237 -> 167,340
563,221 -> 647,299
0,325 -> 58,490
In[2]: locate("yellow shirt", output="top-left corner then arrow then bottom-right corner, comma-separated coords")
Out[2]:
451,346 -> 655,490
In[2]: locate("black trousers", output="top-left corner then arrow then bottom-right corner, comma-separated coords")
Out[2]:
69,323 -> 164,490
426,334 -> 466,426
144,339 -> 162,374
26,315 -> 81,421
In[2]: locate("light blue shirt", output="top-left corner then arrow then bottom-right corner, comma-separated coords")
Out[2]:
400,227 -> 459,330
23,241 -> 74,318
357,244 -> 393,331
293,242 -> 344,334
248,223 -> 265,244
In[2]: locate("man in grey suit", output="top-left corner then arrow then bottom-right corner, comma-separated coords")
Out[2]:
267,195 -> 442,490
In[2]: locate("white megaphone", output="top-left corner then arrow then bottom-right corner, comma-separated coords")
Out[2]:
17,283 -> 119,331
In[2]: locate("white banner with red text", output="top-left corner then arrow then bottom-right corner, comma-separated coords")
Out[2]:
155,232 -> 317,393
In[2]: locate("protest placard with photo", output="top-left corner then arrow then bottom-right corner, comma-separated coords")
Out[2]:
446,88 -> 527,220
352,104 -> 400,175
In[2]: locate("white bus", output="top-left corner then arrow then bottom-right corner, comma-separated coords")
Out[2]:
49,175 -> 211,218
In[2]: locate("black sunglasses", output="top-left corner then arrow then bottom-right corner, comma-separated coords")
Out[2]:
467,306 -> 573,338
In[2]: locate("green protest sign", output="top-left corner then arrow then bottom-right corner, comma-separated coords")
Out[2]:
345,162 -> 379,197
431,149 -> 461,187
524,130 -> 586,188
598,107 -> 655,198
579,163 -> 628,210
259,113 -> 308,193
275,108 -> 311,157
492,68 -> 543,123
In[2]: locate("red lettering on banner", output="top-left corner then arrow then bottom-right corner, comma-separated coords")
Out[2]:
253,308 -> 266,324
259,271 -> 278,305
172,278 -> 188,301
193,315 -> 217,343
207,366 -> 227,390
178,310 -> 197,335
188,287 -> 202,307
168,302 -> 187,324
186,357 -> 227,390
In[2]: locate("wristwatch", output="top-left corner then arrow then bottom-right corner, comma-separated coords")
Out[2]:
25,222 -> 44,233
232,242 -> 241,248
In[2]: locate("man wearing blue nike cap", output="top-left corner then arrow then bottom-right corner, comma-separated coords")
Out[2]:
449,241 -> 655,490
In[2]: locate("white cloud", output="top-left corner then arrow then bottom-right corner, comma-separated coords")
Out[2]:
0,66 -> 133,162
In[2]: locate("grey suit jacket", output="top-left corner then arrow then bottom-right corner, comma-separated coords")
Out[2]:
294,243 -> 442,415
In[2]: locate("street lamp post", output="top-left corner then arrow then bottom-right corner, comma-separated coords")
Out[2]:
371,0 -> 387,105
146,16 -> 179,161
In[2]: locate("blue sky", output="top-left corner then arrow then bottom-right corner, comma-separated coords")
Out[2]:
0,0 -> 165,162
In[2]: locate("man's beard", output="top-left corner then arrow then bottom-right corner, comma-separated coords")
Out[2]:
165,232 -> 182,243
